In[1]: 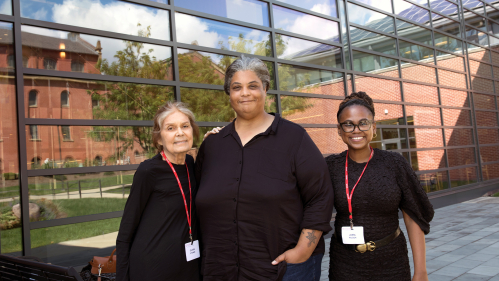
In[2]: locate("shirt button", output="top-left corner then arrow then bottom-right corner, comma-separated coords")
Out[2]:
233,198 -> 237,202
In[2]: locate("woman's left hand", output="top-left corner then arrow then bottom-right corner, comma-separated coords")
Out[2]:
412,271 -> 429,281
272,248 -> 310,265
203,127 -> 223,141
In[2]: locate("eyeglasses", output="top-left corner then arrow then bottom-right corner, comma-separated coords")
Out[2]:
339,119 -> 373,133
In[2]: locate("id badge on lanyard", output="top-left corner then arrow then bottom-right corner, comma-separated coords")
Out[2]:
342,148 -> 373,245
161,151 -> 200,262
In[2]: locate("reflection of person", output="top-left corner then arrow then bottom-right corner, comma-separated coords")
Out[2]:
116,102 -> 201,281
195,56 -> 334,281
326,92 -> 434,281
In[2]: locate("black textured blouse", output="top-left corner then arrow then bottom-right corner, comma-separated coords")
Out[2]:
325,149 -> 434,281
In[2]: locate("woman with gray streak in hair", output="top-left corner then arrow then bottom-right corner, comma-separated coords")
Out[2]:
195,56 -> 334,281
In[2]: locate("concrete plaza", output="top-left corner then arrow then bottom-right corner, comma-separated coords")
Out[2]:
320,196 -> 499,281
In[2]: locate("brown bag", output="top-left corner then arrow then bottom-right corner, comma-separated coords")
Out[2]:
89,249 -> 116,275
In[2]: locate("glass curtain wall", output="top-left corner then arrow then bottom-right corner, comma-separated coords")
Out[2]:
0,0 -> 497,267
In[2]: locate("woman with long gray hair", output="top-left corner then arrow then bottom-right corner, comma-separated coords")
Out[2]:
195,56 -> 334,281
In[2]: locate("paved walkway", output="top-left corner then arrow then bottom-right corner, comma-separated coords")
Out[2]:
320,197 -> 499,280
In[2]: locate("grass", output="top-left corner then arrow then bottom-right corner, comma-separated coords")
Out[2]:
1,198 -> 127,254
493,192 -> 499,197
104,186 -> 131,195
0,174 -> 134,199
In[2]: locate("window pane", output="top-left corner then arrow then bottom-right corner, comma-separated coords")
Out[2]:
450,167 -> 477,187
354,0 -> 392,13
494,66 -> 499,80
469,60 -> 492,78
394,0 -> 431,25
492,51 -> 499,65
280,96 -> 341,124
463,0 -> 483,10
28,90 -> 37,107
278,64 -> 344,96
306,128 -> 346,155
478,129 -> 499,144
445,129 -> 474,146
273,5 -> 340,42
403,82 -> 439,105
20,0 -> 170,41
401,63 -> 436,84
276,34 -> 342,68
432,0 -> 459,19
351,28 -> 397,56
442,108 -> 472,126
438,69 -> 467,89
276,0 -> 337,17
473,93 -> 496,109
347,3 -> 395,34
354,75 -> 401,101
466,14 -> 487,31
25,126 -> 158,170
448,147 -> 476,167
22,26 -> 173,80
410,149 -> 445,171
406,106 -> 441,126
483,163 -> 499,181
374,103 -> 404,123
24,76 -> 175,120
472,77 -> 494,92
465,26 -> 489,46
480,145 -> 499,163
410,128 -> 443,148
440,88 -> 469,107
476,111 -> 498,126
436,51 -> 464,72
432,14 -> 461,37
176,13 -> 271,56
434,31 -> 463,54
467,43 -> 490,62
175,0 -> 269,26
419,171 -> 449,193
352,50 -> 399,77
30,218 -> 119,266
0,0 -> 11,15
178,48 -> 235,86
399,40 -> 435,63
396,19 -> 433,46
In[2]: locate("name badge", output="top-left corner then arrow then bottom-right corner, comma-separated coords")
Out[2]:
185,240 -> 200,262
341,226 -> 365,244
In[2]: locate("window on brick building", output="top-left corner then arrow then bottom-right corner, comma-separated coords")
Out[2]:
61,91 -> 69,107
28,90 -> 37,107
23,56 -> 29,67
94,155 -> 103,166
7,55 -> 14,68
43,58 -> 57,70
31,157 -> 41,168
71,61 -> 84,72
92,98 -> 99,108
29,125 -> 39,140
61,126 -> 71,141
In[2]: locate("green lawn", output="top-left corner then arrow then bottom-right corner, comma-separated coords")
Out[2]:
493,192 -> 499,197
104,186 -> 131,195
1,198 -> 127,254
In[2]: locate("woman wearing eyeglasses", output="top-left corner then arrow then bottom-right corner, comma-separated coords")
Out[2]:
326,92 -> 434,281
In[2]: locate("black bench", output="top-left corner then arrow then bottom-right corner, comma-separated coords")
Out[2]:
0,254 -> 83,281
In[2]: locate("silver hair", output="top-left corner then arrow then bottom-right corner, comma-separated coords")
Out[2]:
224,55 -> 271,95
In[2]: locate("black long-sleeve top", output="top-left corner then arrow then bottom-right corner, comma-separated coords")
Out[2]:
116,154 -> 200,281
195,114 -> 334,281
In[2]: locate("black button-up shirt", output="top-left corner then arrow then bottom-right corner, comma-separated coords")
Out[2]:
195,114 -> 334,281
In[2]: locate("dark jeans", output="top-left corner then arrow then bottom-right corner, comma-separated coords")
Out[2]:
282,254 -> 324,281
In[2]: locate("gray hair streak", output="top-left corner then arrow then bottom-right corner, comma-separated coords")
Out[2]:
224,55 -> 271,95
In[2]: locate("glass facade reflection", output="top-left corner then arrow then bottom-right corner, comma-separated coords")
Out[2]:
2,0 -> 499,266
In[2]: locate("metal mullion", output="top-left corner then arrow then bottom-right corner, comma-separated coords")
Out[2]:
268,2 -> 282,115
474,108 -> 499,113
21,19 -> 174,47
22,69 -> 177,87
169,0 -> 181,101
24,119 -> 153,126
12,0 -> 31,256
470,88 -> 499,96
178,82 -> 223,90
436,74 -> 451,187
388,145 -> 472,153
343,0 -> 355,72
482,159 -> 499,165
401,58 -> 467,75
30,211 -> 124,230
267,1 -> 340,22
0,14 -> 14,22
27,165 -> 140,177
476,125 -> 499,129
177,43 -> 274,61
272,30 -> 342,47
275,59 -> 345,73
480,143 -> 499,147
119,0 -> 171,9
413,163 -> 479,175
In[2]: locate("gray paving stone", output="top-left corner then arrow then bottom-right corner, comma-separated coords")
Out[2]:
482,257 -> 499,267
427,273 -> 457,280
467,253 -> 498,262
432,265 -> 470,277
452,273 -> 493,281
434,253 -> 467,262
449,258 -> 484,269
468,266 -> 499,276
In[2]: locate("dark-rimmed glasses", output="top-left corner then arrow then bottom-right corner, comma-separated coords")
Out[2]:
339,119 -> 373,133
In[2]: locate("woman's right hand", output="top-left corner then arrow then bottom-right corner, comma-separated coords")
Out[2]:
203,127 -> 223,141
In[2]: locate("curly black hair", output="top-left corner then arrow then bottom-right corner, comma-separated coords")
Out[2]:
337,91 -> 375,120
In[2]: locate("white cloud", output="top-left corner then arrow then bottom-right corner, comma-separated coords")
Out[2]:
0,0 -> 11,15
310,2 -> 331,15
51,0 -> 170,41
226,0 -> 264,26
175,13 -> 222,49
32,7 -> 48,21
287,14 -> 338,41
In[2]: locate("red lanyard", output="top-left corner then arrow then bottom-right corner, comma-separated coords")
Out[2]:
161,151 -> 193,243
345,147 -> 374,229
